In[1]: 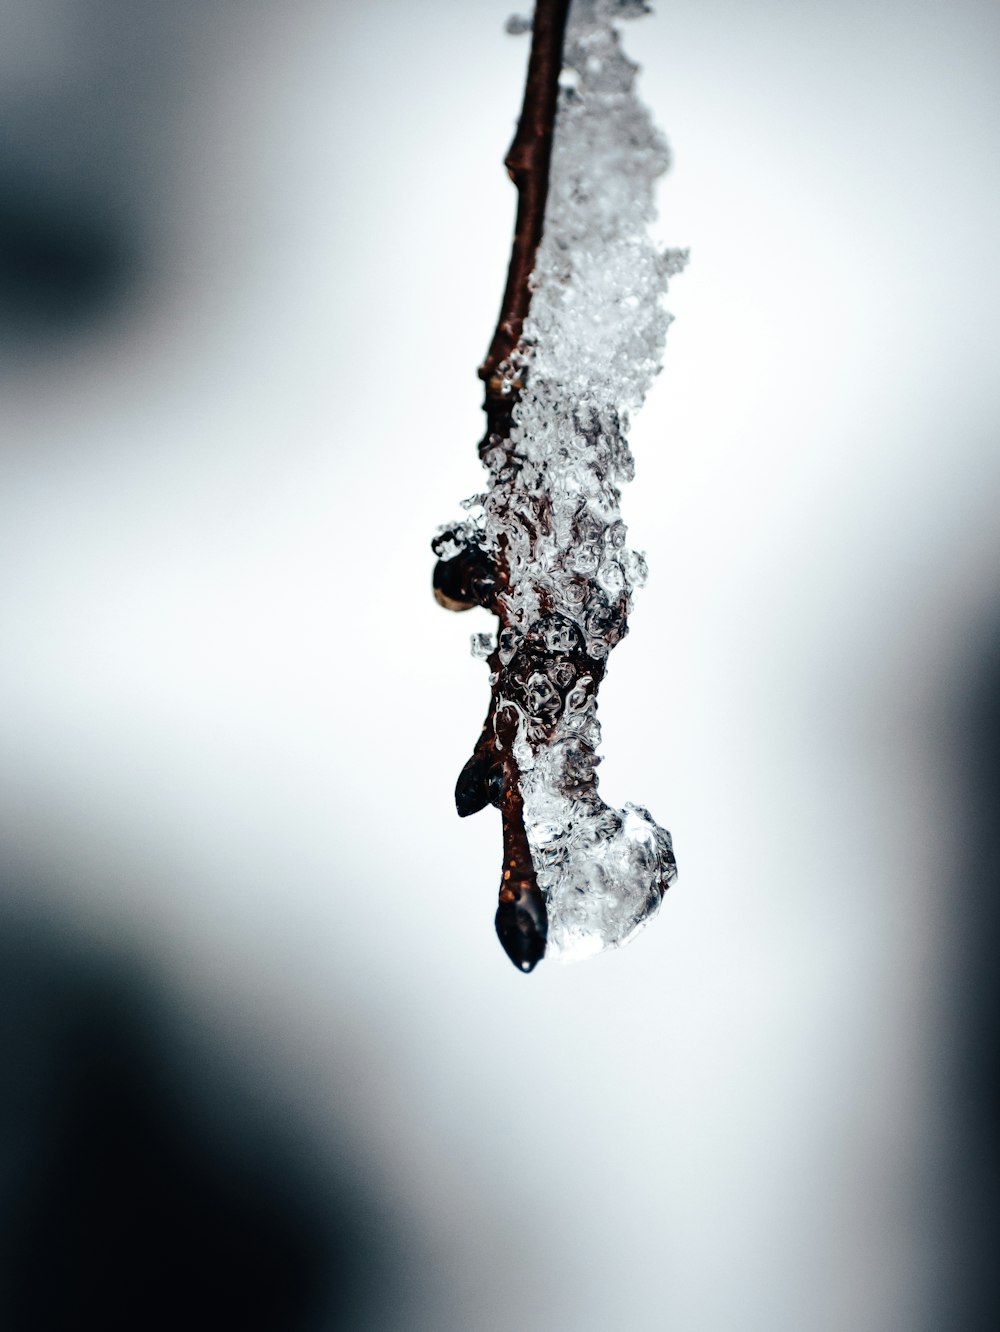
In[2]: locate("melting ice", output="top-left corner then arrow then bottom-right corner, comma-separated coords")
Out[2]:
443,0 -> 685,962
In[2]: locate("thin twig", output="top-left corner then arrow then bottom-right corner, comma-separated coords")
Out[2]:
435,0 -> 677,972
481,0 -> 571,400
435,0 -> 570,972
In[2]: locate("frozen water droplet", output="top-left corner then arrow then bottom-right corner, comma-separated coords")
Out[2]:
564,678 -> 593,714
574,508 -> 604,545
624,548 -> 649,587
525,671 -> 561,720
470,632 -> 495,660
562,577 -> 588,608
546,659 -> 576,691
597,560 -> 625,596
498,627 -> 522,666
536,614 -> 581,655
571,543 -> 600,574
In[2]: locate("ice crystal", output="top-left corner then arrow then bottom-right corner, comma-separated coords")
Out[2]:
439,0 -> 684,964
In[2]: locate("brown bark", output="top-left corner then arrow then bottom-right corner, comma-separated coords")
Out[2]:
434,0 -> 570,972
478,0 -> 571,465
480,0 -> 571,398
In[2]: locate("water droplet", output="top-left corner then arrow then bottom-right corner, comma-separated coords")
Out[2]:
536,614 -> 581,655
571,543 -> 600,574
525,671 -> 561,719
546,659 -> 576,691
564,678 -> 593,713
498,627 -> 522,666
597,560 -> 624,595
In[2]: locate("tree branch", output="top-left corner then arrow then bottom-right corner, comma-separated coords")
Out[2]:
446,1 -> 570,972
480,0 -> 571,401
432,0 -> 679,974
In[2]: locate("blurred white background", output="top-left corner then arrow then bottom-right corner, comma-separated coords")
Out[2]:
2,1 -> 999,1328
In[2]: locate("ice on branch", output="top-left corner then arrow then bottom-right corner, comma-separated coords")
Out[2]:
433,0 -> 685,969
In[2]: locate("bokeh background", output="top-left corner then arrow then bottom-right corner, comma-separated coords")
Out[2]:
2,1 -> 999,1327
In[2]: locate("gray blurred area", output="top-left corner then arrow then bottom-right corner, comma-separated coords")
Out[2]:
1,1 -> 999,1328
0,1 -> 216,354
